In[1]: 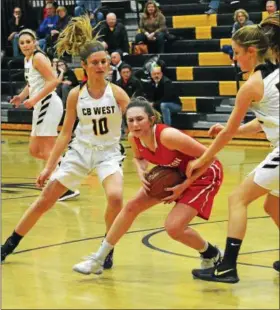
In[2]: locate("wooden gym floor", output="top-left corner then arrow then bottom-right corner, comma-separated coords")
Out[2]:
1,134 -> 279,309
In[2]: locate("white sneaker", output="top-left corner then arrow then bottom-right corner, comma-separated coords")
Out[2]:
73,253 -> 104,275
200,247 -> 223,269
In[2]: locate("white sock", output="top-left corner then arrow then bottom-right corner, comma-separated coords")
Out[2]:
198,241 -> 208,253
95,239 -> 114,262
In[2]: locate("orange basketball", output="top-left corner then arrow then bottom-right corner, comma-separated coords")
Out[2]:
145,166 -> 186,200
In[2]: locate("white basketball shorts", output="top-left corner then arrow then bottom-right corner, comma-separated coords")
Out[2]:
50,141 -> 125,190
249,146 -> 279,196
31,92 -> 63,137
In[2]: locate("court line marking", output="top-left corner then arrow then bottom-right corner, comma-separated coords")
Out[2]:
10,215 -> 278,270
141,225 -> 278,269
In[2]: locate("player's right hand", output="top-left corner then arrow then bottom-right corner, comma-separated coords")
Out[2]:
10,95 -> 22,108
139,171 -> 151,194
36,168 -> 52,188
208,123 -> 224,138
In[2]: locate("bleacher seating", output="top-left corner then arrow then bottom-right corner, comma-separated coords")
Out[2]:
1,0 -> 268,141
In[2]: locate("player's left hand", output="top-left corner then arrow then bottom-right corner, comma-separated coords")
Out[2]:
162,183 -> 187,204
186,158 -> 204,178
23,98 -> 35,109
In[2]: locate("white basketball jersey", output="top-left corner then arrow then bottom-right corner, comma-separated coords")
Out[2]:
250,68 -> 279,147
24,51 -> 50,102
74,83 -> 122,146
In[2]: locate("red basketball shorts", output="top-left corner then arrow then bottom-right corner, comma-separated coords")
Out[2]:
178,160 -> 223,220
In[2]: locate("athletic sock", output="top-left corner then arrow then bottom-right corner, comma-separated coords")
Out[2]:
218,237 -> 242,271
95,239 -> 114,262
2,231 -> 23,252
199,242 -> 218,259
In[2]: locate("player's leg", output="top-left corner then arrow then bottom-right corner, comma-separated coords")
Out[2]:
73,188 -> 159,275
192,174 -> 270,283
1,180 -> 67,262
165,203 -> 222,269
29,136 -> 57,160
263,193 -> 279,272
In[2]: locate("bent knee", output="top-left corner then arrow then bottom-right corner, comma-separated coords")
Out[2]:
107,192 -> 123,207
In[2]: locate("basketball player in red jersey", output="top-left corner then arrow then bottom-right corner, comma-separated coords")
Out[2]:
73,97 -> 224,276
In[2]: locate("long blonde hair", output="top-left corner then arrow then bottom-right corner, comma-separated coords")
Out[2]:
56,15 -> 101,59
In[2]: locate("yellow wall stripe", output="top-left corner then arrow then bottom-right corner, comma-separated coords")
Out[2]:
219,81 -> 245,96
173,14 -> 217,28
220,38 -> 232,48
176,67 -> 194,80
180,97 -> 197,111
199,52 -> 232,66
74,68 -> 85,81
195,26 -> 212,39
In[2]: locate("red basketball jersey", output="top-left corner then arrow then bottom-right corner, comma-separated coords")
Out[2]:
134,124 -> 194,172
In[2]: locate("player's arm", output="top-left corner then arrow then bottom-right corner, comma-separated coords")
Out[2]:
197,73 -> 263,165
44,86 -> 79,172
128,133 -> 150,190
18,85 -> 29,101
161,128 -> 213,188
30,53 -> 62,105
236,118 -> 263,134
111,83 -> 130,114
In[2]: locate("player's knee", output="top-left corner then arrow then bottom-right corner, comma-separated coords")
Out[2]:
164,220 -> 182,240
107,191 -> 123,208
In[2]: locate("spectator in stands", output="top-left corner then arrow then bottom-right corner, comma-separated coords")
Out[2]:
37,3 -> 59,51
145,66 -> 181,126
116,64 -> 143,139
221,9 -> 254,60
200,0 -> 220,15
266,1 -> 277,15
43,0 -> 58,19
135,0 -> 167,53
8,7 -> 26,57
116,64 -> 143,98
51,57 -> 59,73
55,60 -> 79,107
46,6 -> 71,57
98,13 -> 129,54
74,0 -> 104,23
111,51 -> 125,83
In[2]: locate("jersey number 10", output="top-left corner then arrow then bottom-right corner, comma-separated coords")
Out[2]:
92,117 -> 109,135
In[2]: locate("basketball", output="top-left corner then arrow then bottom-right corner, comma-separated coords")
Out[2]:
145,166 -> 186,199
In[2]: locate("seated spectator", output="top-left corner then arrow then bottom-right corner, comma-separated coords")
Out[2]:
221,9 -> 253,60
37,3 -> 59,51
116,64 -> 143,139
135,0 -> 167,53
51,57 -> 59,74
111,51 -> 124,83
55,60 -> 79,106
116,64 -> 143,98
46,6 -> 71,56
145,66 -> 181,126
8,7 -> 26,57
74,0 -> 103,23
266,1 -> 277,15
98,13 -> 129,54
43,0 -> 58,19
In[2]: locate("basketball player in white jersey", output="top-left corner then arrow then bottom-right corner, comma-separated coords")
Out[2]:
187,20 -> 280,283
1,20 -> 130,269
10,29 -> 63,161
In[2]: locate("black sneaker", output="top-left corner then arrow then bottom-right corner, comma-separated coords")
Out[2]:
103,248 -> 114,269
273,260 -> 280,272
192,265 -> 239,283
58,189 -> 80,202
1,239 -> 16,263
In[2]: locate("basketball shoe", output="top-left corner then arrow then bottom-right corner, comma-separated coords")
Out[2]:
273,260 -> 280,272
73,253 -> 104,275
103,248 -> 114,269
200,246 -> 223,269
58,189 -> 80,202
